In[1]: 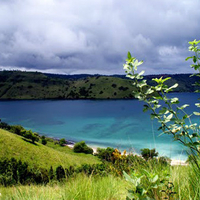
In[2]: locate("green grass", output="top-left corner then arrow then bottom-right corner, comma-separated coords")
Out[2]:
1,165 -> 200,200
0,129 -> 100,169
171,165 -> 200,199
1,129 -> 200,199
0,174 -> 128,200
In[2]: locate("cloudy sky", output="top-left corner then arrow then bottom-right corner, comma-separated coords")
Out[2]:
0,0 -> 199,75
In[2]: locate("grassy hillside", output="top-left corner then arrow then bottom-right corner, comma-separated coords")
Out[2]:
0,174 -> 128,200
0,128 -> 99,169
0,71 -> 199,99
0,71 -> 134,99
1,165 -> 197,200
1,129 -> 200,199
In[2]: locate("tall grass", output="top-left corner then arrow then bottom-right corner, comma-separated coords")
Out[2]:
0,174 -> 128,200
1,162 -> 200,199
171,164 -> 200,200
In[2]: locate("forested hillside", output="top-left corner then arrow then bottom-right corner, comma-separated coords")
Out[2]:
0,71 -> 198,99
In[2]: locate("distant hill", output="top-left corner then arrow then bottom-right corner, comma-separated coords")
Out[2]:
0,128 -> 99,169
0,71 -> 199,100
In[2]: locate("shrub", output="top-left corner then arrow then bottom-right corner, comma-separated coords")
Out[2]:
0,158 -> 52,186
56,165 -> 66,181
10,125 -> 24,136
141,148 -> 158,161
95,147 -> 115,162
0,120 -> 10,130
59,138 -> 66,146
158,156 -> 171,166
76,163 -> 107,176
42,138 -> 47,145
73,141 -> 93,154
48,166 -> 54,180
24,130 -> 39,144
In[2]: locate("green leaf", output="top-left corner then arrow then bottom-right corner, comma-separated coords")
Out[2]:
152,78 -> 159,83
146,88 -> 154,95
139,70 -> 145,76
170,98 -> 179,104
133,59 -> 144,71
123,171 -> 139,185
162,77 -> 171,83
166,113 -> 173,120
151,113 -> 159,119
178,104 -> 189,110
193,56 -> 197,63
159,107 -> 167,115
127,52 -> 132,59
195,103 -> 200,107
185,56 -> 193,61
193,142 -> 200,146
137,82 -> 147,88
193,112 -> 200,116
123,64 -> 130,70
127,192 -> 135,199
189,39 -> 200,45
182,114 -> 188,120
152,175 -> 158,183
165,83 -> 179,93
143,105 -> 150,112
190,133 -> 199,138
155,85 -> 162,91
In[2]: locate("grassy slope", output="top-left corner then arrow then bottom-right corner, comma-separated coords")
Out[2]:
68,76 -> 134,99
0,71 -> 135,99
0,129 -> 100,169
0,174 -> 128,200
0,71 -> 198,99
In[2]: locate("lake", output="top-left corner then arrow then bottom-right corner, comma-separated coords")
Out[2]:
0,92 -> 199,160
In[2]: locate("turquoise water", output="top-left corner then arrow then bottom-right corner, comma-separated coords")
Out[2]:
0,93 -> 199,160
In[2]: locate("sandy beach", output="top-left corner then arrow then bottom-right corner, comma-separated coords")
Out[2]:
67,144 -> 187,166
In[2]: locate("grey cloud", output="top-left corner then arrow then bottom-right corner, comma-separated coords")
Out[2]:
0,0 -> 200,75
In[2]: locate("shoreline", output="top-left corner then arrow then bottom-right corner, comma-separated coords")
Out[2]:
41,133 -> 188,166
66,143 -> 188,166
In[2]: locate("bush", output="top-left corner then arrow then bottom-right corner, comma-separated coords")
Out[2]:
141,148 -> 158,161
0,121 -> 10,130
42,138 -> 47,145
158,156 -> 171,166
10,125 -> 24,136
73,141 -> 93,154
0,158 -> 52,186
56,165 -> 66,181
24,130 -> 39,144
59,138 -> 66,146
76,163 -> 107,176
95,147 -> 115,162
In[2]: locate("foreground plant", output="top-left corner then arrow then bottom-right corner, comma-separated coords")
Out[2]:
123,39 -> 200,168
123,39 -> 200,199
123,169 -> 168,200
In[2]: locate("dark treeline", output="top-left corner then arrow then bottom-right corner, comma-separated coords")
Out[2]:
0,157 -> 107,186
0,152 -> 170,186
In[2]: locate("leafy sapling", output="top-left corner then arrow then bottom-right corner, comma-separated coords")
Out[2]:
123,39 -> 200,169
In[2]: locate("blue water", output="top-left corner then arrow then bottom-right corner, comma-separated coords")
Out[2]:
0,93 -> 199,160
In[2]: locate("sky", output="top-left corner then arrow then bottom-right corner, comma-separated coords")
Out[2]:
0,0 -> 200,75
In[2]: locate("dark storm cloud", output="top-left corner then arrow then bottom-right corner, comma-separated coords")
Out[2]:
0,0 -> 200,74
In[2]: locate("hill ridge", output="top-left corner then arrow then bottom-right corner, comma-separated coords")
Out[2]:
0,71 -> 198,100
